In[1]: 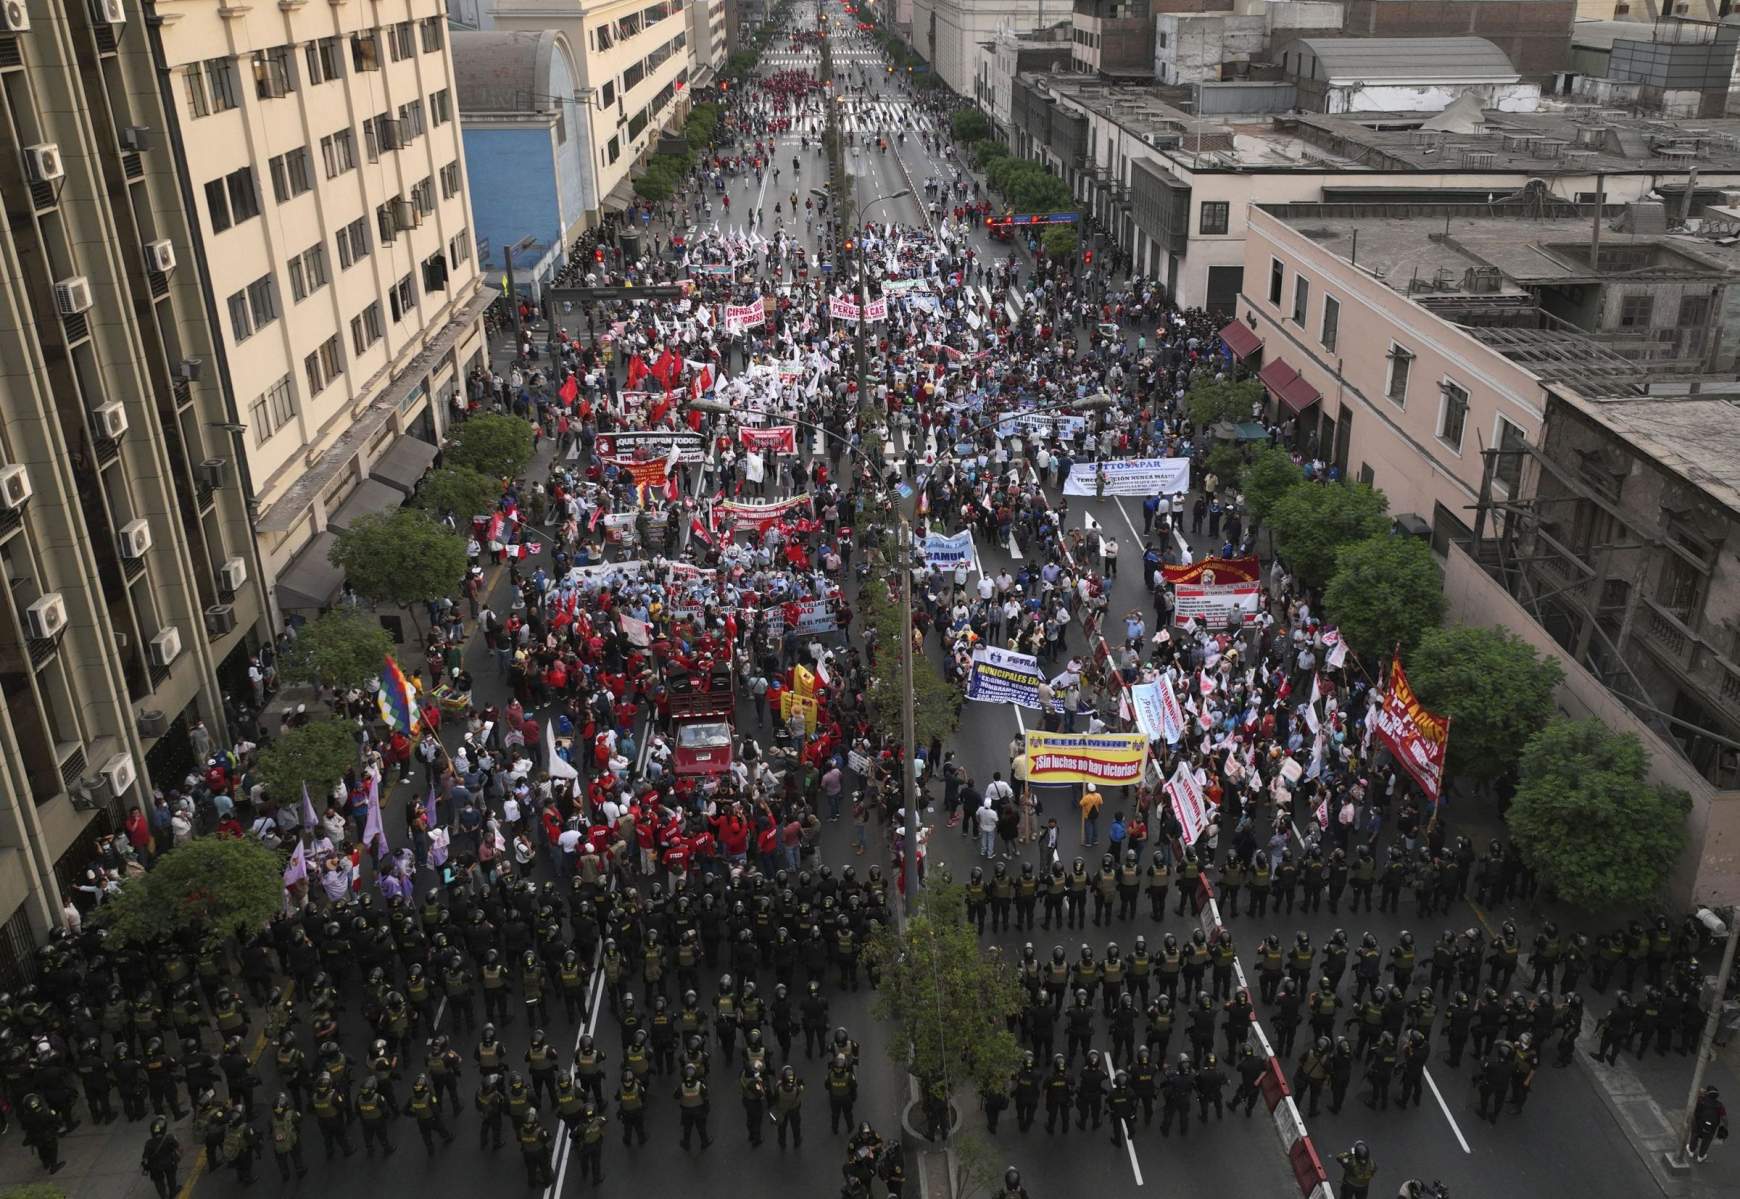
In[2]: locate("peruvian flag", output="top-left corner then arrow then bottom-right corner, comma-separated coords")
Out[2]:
687,406 -> 705,431
626,354 -> 651,389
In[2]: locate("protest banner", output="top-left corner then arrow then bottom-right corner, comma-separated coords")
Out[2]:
1173,581 -> 1262,628
724,301 -> 766,333
920,529 -> 976,570
1130,677 -> 1187,745
739,425 -> 798,455
1374,658 -> 1451,803
594,430 -> 705,463
717,495 -> 812,533
762,597 -> 838,638
1024,732 -> 1149,786
995,411 -> 1085,442
1161,556 -> 1261,585
1164,761 -> 1211,846
966,646 -> 1046,708
1062,457 -> 1192,497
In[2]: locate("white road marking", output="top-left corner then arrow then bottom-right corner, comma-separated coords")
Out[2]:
1101,1049 -> 1144,1185
1424,1066 -> 1473,1154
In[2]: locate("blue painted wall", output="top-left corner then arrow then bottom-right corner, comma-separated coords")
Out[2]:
461,124 -> 560,279
545,47 -> 595,242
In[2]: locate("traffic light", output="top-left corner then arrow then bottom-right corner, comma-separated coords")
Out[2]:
595,248 -> 605,264
1083,249 -> 1093,265
843,238 -> 855,254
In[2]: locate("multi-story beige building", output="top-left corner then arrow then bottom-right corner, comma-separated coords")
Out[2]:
146,0 -> 489,621
0,1 -> 274,977
482,0 -> 694,216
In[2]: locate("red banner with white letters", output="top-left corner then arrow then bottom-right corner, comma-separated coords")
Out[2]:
1374,658 -> 1451,803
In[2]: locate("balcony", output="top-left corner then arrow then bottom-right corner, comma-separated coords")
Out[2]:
1637,595 -> 1740,713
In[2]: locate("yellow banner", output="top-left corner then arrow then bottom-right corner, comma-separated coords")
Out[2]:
780,691 -> 818,734
793,664 -> 816,698
1024,732 -> 1149,786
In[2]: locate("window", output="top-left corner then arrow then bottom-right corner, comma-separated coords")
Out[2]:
227,168 -> 260,223
412,177 -> 435,216
1618,293 -> 1654,329
1493,416 -> 1526,494
1268,257 -> 1283,305
350,302 -> 384,356
1291,275 -> 1309,325
287,243 -> 328,301
1357,463 -> 1375,487
336,217 -> 371,269
306,37 -> 343,86
431,89 -> 452,126
389,22 -> 415,61
1320,295 -> 1339,352
440,161 -> 462,199
377,201 -> 397,244
1679,294 -> 1712,327
398,100 -> 426,142
352,32 -> 380,72
226,289 -> 253,341
423,252 -> 450,293
205,59 -> 239,112
246,274 -> 279,330
306,333 -> 344,397
205,178 -> 232,234
389,273 -> 417,321
606,136 -> 621,165
1437,380 -> 1468,453
449,227 -> 471,267
1385,344 -> 1412,406
601,80 -> 615,108
320,128 -> 357,178
420,15 -> 445,53
252,46 -> 295,99
250,374 -> 297,446
1199,201 -> 1228,236
185,66 -> 210,118
1657,552 -> 1706,620
268,148 -> 312,202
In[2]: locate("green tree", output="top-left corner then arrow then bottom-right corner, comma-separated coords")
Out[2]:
100,836 -> 286,948
972,139 -> 1008,170
255,717 -> 360,807
446,413 -> 534,480
1186,377 -> 1263,429
951,109 -> 990,142
864,877 -> 1025,1109
1240,443 -> 1301,525
1268,482 -> 1390,592
1410,626 -> 1563,786
414,464 -> 500,521
1205,443 -> 1245,490
1322,535 -> 1445,663
633,170 -> 674,203
277,609 -> 394,692
329,508 -> 468,613
863,565 -> 961,749
1509,718 -> 1691,909
1040,224 -> 1078,258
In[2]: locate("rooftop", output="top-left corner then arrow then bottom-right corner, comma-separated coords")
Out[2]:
1276,36 -> 1520,83
1558,393 -> 1740,516
452,29 -> 572,114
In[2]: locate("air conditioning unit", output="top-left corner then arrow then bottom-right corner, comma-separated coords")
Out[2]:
1,1 -> 30,33
25,592 -> 67,640
203,603 -> 236,635
92,402 -> 128,440
0,464 -> 31,509
90,0 -> 126,27
137,709 -> 169,738
199,457 -> 228,489
220,556 -> 248,592
143,239 -> 175,274
175,358 -> 203,382
149,624 -> 181,667
118,518 -> 151,558
23,144 -> 63,184
54,276 -> 93,316
99,752 -> 137,798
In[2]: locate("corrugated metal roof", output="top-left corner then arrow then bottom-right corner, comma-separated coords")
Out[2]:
1280,36 -> 1520,83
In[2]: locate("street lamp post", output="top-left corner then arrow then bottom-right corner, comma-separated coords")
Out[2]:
505,234 -> 539,358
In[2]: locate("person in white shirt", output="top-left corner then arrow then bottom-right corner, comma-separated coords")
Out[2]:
975,797 -> 1000,859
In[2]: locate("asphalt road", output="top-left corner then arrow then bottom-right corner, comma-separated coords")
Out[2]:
193,11 -> 1678,1199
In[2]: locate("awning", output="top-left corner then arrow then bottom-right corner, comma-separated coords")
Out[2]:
326,478 -> 404,533
370,434 -> 439,496
275,531 -> 344,613
601,175 -> 637,214
1257,358 -> 1323,414
1218,319 -> 1263,362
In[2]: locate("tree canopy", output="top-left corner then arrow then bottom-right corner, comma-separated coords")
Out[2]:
255,717 -> 359,807
864,877 -> 1025,1101
446,413 -> 533,480
863,567 -> 961,752
951,109 -> 990,142
1508,718 -> 1691,909
1268,482 -> 1390,592
100,836 -> 285,948
414,464 -> 501,522
329,508 -> 468,610
1409,626 -> 1563,786
1239,444 -> 1301,525
1185,377 -> 1263,430
1040,224 -> 1079,258
277,609 -> 394,693
1322,535 -> 1445,662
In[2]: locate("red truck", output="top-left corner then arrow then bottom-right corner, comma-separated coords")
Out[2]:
669,663 -> 736,778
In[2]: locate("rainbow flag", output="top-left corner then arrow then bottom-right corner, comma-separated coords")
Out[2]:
377,655 -> 420,735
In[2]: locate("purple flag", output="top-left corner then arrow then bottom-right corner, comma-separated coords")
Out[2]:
423,787 -> 439,831
300,784 -> 319,831
361,773 -> 390,859
282,840 -> 307,889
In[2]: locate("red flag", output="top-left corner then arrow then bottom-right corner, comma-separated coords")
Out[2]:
648,393 -> 673,427
651,349 -> 682,389
559,374 -> 579,405
697,364 -> 714,393
626,354 -> 651,389
690,517 -> 715,547
686,407 -> 704,431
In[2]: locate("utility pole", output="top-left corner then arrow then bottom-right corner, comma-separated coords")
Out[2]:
899,516 -> 919,913
1670,907 -> 1740,1169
